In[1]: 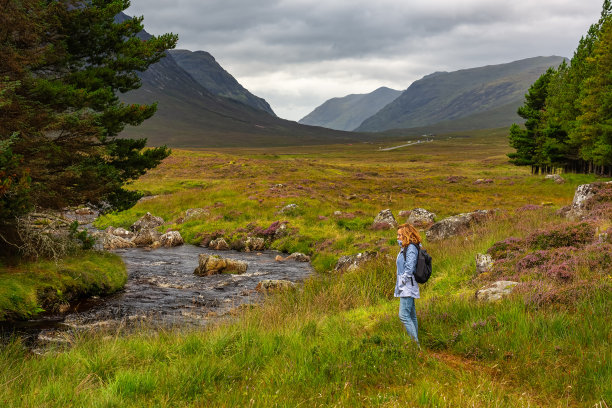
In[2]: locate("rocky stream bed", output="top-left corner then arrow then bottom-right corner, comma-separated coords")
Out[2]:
0,244 -> 313,350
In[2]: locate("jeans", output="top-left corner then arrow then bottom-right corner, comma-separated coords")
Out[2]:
398,296 -> 419,344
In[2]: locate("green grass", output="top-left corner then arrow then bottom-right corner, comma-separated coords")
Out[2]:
1,129 -> 611,406
0,252 -> 126,320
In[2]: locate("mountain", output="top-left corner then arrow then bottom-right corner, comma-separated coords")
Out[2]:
115,14 -> 365,147
298,87 -> 401,131
169,49 -> 275,116
356,56 -> 567,132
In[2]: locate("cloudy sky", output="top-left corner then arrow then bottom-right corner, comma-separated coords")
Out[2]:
126,0 -> 603,121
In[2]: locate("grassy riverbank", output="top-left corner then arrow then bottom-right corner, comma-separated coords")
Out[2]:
1,129 -> 610,406
0,252 -> 126,321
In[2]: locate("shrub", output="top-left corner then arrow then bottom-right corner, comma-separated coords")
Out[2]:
487,237 -> 524,259
335,218 -> 370,231
526,222 -> 595,250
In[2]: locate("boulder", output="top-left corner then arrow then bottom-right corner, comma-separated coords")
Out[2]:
425,210 -> 492,241
475,281 -> 518,302
103,234 -> 136,250
407,208 -> 436,228
475,253 -> 493,274
132,228 -> 162,247
285,252 -> 311,262
108,227 -> 134,240
209,238 -> 230,250
566,181 -> 612,220
75,207 -> 94,215
159,231 -> 184,247
335,251 -> 377,273
545,174 -> 565,184
398,210 -> 411,218
131,212 -> 164,232
193,254 -> 248,276
280,203 -> 299,214
256,279 -> 296,292
274,223 -> 288,239
372,209 -> 398,229
244,236 -> 265,252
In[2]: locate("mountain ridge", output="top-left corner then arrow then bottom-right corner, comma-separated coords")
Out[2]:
298,87 -> 401,131
356,56 -> 567,132
169,49 -> 276,116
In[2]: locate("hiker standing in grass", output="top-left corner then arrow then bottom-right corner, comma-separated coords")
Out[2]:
395,223 -> 421,345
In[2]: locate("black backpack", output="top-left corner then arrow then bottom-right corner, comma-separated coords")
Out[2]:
403,243 -> 432,284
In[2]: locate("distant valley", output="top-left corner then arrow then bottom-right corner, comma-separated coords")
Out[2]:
298,87 -> 401,131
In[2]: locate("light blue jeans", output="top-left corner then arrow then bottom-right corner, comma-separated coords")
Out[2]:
399,296 -> 419,344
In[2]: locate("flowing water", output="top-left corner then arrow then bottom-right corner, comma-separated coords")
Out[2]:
0,244 -> 313,348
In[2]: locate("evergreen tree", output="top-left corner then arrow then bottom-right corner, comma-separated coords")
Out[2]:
508,68 -> 556,173
0,0 -> 177,224
509,0 -> 612,175
575,16 -> 612,173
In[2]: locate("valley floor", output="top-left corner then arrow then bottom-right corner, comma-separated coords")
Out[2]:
1,128 -> 610,407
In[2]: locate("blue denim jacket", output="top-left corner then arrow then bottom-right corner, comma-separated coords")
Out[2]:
394,244 -> 420,298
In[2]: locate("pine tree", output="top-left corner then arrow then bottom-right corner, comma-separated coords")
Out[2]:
0,0 -> 177,221
575,16 -> 612,174
508,68 -> 556,173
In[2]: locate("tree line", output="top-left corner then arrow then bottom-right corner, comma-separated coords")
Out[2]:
0,0 -> 176,252
508,0 -> 612,176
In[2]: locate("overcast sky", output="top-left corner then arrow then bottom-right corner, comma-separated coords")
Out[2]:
126,1 -> 603,121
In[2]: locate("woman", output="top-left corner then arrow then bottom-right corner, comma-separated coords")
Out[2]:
395,223 -> 421,345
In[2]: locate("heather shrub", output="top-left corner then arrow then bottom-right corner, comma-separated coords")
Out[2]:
487,237 -> 524,259
526,222 -> 595,250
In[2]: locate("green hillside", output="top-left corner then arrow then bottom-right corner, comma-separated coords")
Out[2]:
357,56 -> 567,132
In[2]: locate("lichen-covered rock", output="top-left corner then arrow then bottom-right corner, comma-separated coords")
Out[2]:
475,253 -> 493,274
193,254 -> 248,276
475,281 -> 518,302
274,223 -> 288,239
132,228 -> 162,247
545,174 -> 565,184
131,212 -> 164,232
159,231 -> 184,247
209,238 -> 230,250
335,251 -> 377,273
245,236 -> 265,252
256,279 -> 296,292
372,209 -> 398,229
407,208 -> 436,228
103,234 -> 135,250
279,203 -> 299,214
398,210 -> 411,218
425,210 -> 492,241
285,252 -> 310,262
107,227 -> 134,240
566,181 -> 612,221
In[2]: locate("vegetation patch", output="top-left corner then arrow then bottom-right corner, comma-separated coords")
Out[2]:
0,252 -> 126,321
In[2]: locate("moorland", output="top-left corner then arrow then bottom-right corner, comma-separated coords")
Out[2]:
1,128 -> 610,407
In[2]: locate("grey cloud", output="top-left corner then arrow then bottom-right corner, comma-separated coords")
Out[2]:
127,0 -> 603,120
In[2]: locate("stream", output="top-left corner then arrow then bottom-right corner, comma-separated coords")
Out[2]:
0,244 -> 313,348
